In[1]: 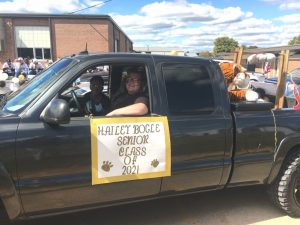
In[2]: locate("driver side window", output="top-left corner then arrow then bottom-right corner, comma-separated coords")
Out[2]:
59,65 -> 110,117
59,62 -> 150,117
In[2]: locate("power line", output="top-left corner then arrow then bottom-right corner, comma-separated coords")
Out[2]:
89,23 -> 108,42
65,0 -> 112,46
68,0 -> 112,14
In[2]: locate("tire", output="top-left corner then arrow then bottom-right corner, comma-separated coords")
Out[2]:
269,151 -> 300,217
267,178 -> 281,209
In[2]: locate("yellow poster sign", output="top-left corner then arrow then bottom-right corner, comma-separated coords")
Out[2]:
90,116 -> 171,185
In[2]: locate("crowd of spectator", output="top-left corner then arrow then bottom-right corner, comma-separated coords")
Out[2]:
2,57 -> 54,79
0,57 -> 53,104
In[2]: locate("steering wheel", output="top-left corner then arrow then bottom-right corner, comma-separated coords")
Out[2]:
70,90 -> 83,114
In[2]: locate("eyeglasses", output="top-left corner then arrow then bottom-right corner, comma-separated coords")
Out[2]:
126,78 -> 141,83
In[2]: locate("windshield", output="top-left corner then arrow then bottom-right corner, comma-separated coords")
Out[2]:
2,58 -> 74,113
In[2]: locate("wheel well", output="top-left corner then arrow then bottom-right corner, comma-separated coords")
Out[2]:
0,163 -> 23,220
283,145 -> 300,166
269,145 -> 300,184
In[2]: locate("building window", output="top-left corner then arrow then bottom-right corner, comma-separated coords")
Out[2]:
114,39 -> 119,52
162,63 -> 215,115
15,26 -> 51,59
17,48 -> 34,59
17,47 -> 51,59
44,48 -> 51,59
35,48 -> 43,59
0,40 -> 4,52
0,19 -> 4,51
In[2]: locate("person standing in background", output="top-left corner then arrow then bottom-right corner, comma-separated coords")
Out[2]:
15,57 -> 29,78
2,59 -> 15,77
29,59 -> 44,75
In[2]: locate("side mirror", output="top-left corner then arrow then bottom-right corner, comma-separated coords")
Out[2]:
41,99 -> 70,125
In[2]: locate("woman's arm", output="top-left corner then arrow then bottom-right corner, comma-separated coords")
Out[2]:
106,103 -> 148,116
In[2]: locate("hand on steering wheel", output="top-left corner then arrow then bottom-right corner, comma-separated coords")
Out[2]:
70,90 -> 83,114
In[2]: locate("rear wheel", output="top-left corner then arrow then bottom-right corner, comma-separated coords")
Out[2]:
269,152 -> 300,217
267,177 -> 281,209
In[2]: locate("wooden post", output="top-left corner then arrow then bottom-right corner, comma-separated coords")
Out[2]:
283,50 -> 290,74
236,47 -> 243,66
233,48 -> 239,64
274,50 -> 289,109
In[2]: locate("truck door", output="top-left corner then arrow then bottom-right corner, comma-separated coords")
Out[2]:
158,62 -> 232,192
15,57 -> 162,214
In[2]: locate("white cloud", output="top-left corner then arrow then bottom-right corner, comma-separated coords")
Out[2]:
0,0 -> 103,13
112,1 -> 300,51
140,1 -> 251,25
279,2 -> 300,10
276,14 -> 300,24
261,0 -> 281,2
1,0 -> 300,51
261,0 -> 300,10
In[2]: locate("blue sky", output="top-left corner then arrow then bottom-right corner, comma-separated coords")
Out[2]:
0,0 -> 300,52
99,0 -> 281,19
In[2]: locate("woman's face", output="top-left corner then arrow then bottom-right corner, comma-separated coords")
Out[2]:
126,73 -> 142,95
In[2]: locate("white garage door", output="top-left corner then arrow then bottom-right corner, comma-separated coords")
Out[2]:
15,26 -> 51,59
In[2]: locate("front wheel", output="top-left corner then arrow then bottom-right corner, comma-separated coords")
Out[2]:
269,152 -> 300,217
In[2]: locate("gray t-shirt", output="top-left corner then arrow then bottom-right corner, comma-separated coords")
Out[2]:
112,92 -> 148,110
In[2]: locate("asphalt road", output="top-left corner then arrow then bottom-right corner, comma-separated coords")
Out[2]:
6,186 -> 300,225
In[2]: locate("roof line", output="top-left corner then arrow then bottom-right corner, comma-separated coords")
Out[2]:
245,44 -> 300,53
0,13 -> 132,43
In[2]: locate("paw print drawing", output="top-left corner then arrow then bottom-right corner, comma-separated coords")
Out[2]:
101,161 -> 113,172
151,159 -> 159,168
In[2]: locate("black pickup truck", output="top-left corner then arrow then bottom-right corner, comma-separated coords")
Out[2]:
1,53 -> 300,222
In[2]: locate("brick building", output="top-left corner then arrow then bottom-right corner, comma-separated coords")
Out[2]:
245,45 -> 300,72
0,13 -> 133,67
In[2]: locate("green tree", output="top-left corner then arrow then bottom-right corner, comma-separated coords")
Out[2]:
247,45 -> 258,49
213,36 -> 239,54
197,51 -> 213,57
242,45 -> 258,49
289,35 -> 300,45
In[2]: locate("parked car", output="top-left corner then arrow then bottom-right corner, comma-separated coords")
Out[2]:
289,68 -> 300,78
251,68 -> 300,107
265,68 -> 300,85
248,72 -> 266,82
2,54 -> 300,222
